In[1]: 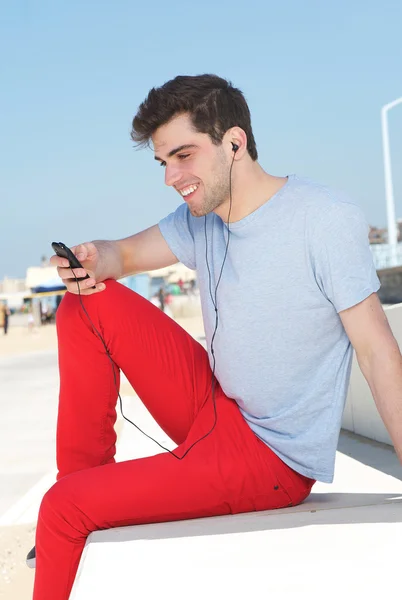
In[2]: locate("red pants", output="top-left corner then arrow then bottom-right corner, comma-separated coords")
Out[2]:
33,280 -> 314,600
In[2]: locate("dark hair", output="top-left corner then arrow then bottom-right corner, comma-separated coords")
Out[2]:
131,74 -> 258,161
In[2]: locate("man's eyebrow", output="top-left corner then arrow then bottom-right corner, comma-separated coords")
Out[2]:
154,144 -> 198,162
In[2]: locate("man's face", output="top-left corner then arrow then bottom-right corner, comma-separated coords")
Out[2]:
152,113 -> 231,218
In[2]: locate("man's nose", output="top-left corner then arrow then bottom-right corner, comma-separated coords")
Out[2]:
165,164 -> 182,187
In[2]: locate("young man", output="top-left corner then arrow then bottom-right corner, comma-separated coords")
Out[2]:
31,74 -> 402,599
0,301 -> 10,335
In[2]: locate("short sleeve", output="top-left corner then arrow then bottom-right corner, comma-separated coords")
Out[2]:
311,201 -> 380,313
158,203 -> 196,270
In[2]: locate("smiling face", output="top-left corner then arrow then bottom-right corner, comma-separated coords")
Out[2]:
152,113 -> 232,218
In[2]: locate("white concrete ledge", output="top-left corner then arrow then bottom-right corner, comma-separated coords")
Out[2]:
70,403 -> 402,600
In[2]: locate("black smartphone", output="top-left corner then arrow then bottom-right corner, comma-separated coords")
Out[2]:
51,241 -> 91,282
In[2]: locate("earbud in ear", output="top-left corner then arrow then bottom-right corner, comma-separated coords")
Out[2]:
231,143 -> 239,153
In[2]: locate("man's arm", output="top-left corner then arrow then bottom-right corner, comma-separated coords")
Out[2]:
116,224 -> 179,276
339,293 -> 402,462
51,224 -> 180,295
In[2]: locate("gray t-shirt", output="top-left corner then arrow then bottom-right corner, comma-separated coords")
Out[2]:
158,174 -> 380,482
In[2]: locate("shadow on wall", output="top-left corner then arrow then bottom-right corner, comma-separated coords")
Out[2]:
377,266 -> 402,304
338,429 -> 401,481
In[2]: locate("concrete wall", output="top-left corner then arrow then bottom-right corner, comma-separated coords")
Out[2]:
376,266 -> 402,304
342,302 -> 402,445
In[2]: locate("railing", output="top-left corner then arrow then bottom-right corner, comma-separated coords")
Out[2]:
370,243 -> 402,270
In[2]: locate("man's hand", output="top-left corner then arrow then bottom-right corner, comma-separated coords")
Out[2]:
49,225 -> 180,296
50,240 -> 123,295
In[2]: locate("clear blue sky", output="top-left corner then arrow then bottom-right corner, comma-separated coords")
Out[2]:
1,0 -> 401,279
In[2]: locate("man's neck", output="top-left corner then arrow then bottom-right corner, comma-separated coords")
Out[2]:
214,161 -> 288,223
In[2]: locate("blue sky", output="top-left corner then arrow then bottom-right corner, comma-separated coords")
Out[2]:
1,0 -> 402,279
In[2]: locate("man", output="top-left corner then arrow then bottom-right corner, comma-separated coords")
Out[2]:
158,286 -> 165,311
0,302 -> 10,335
30,75 -> 402,600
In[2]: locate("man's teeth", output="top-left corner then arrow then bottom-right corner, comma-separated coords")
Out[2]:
181,185 -> 198,197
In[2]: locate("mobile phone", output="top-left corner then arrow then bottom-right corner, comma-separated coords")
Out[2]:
51,241 -> 91,282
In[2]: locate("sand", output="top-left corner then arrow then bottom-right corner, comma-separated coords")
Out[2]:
0,524 -> 36,600
0,324 -> 58,358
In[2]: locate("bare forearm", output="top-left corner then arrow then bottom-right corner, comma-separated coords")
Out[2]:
359,344 -> 402,461
92,240 -> 125,280
92,225 -> 178,282
116,225 -> 178,276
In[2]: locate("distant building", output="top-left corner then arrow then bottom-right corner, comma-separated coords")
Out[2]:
25,265 -> 59,289
369,225 -> 387,244
0,276 -> 27,309
0,276 -> 26,294
397,219 -> 402,242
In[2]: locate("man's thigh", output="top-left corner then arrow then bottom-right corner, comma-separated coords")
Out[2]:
45,434 -> 231,543
48,395 -> 306,535
58,280 -> 213,447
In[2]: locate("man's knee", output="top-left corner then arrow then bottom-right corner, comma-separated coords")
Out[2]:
39,479 -> 71,527
38,477 -> 89,538
56,279 -> 122,327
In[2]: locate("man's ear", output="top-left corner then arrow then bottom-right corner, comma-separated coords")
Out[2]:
228,126 -> 248,158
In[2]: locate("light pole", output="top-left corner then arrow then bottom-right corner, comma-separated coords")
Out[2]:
381,96 -> 402,266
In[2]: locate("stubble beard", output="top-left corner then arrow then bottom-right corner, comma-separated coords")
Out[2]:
189,149 -> 231,218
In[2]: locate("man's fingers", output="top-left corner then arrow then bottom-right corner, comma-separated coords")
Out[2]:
71,242 -> 97,262
49,255 -> 70,268
57,267 -> 96,281
57,267 -> 88,280
51,241 -> 101,294
65,281 -> 106,295
50,242 -> 97,269
82,282 -> 106,294
71,244 -> 86,261
64,276 -> 95,290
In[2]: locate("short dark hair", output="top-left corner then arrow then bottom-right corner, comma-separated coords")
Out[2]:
131,74 -> 258,161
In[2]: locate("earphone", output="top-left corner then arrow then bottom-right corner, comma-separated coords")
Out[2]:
200,143 -> 237,452
71,141 -> 238,460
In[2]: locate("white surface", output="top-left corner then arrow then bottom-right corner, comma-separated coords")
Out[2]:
72,505 -> 402,598
70,399 -> 402,600
342,302 -> 402,444
0,349 -> 58,517
0,470 -> 56,526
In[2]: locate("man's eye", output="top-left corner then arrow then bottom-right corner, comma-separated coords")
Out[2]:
178,154 -> 190,160
160,161 -> 166,168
